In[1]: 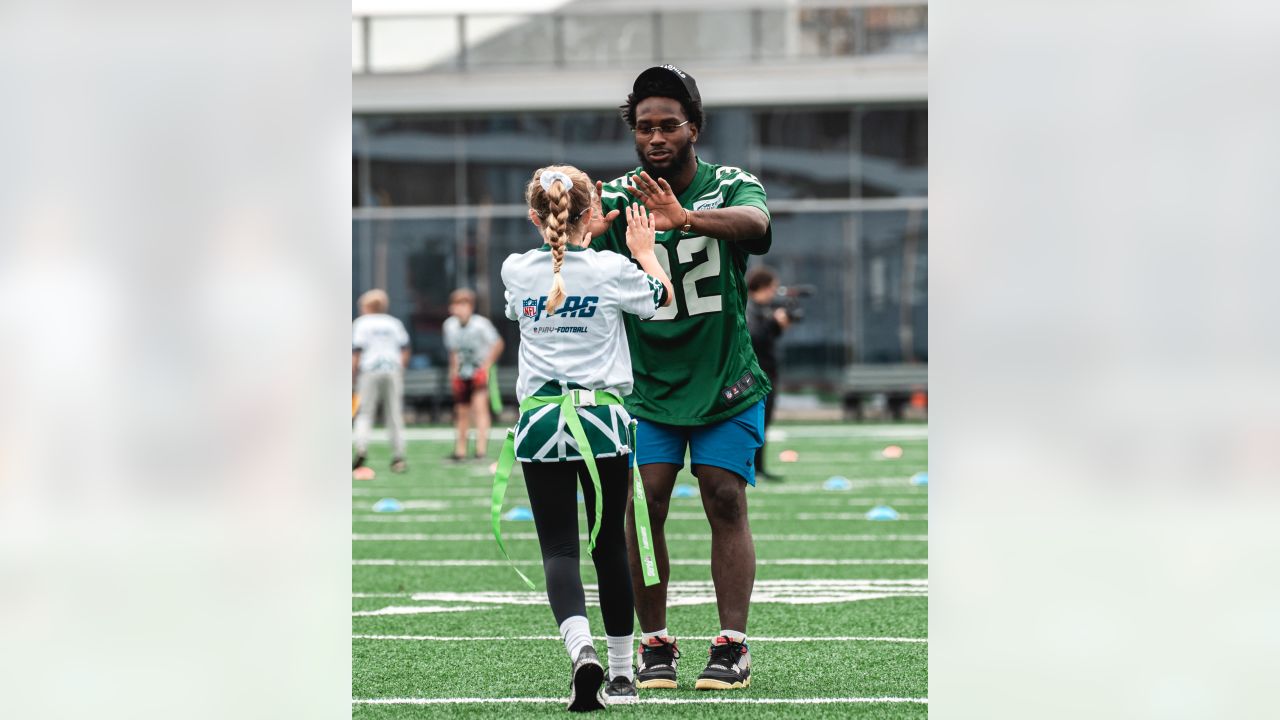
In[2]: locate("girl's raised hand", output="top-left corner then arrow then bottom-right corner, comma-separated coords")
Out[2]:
625,203 -> 658,257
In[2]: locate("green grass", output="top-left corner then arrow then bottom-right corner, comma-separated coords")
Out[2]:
352,422 -> 927,718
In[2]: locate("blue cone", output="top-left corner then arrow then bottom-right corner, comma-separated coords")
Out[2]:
910,472 -> 928,486
503,506 -> 534,521
372,498 -> 403,513
672,484 -> 698,498
865,504 -> 900,521
823,476 -> 851,491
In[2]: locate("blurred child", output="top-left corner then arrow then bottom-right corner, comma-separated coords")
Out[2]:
443,288 -> 504,460
352,289 -> 410,473
496,165 -> 673,710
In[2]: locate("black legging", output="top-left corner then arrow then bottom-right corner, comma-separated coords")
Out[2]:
522,455 -> 634,638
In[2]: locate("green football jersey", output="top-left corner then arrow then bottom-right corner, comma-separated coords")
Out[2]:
591,158 -> 773,426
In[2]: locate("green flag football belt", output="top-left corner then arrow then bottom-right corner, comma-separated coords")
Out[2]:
487,368 -> 503,414
490,388 -> 659,589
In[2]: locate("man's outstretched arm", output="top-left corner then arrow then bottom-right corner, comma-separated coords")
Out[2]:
623,171 -> 769,241
683,205 -> 769,242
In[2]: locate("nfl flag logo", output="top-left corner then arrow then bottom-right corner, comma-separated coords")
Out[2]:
522,298 -> 538,318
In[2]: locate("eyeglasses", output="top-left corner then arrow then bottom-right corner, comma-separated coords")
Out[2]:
634,120 -> 691,138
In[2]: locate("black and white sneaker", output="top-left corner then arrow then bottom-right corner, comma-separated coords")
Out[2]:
567,646 -> 607,712
694,636 -> 751,690
352,453 -> 367,470
635,636 -> 679,689
390,457 -> 407,473
604,674 -> 638,704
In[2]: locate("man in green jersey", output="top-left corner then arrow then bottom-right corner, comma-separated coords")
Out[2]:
589,65 -> 771,691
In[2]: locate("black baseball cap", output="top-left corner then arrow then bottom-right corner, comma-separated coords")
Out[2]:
632,64 -> 701,104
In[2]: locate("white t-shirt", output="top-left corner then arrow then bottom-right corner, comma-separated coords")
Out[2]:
352,313 -> 410,373
501,245 -> 667,402
443,314 -> 500,379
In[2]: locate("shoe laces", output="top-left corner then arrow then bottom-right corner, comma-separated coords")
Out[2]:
707,636 -> 747,669
641,637 -> 679,664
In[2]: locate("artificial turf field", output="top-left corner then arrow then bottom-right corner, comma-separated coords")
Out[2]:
352,422 -> 928,718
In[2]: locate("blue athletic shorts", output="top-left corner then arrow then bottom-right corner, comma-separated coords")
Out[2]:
633,398 -> 766,486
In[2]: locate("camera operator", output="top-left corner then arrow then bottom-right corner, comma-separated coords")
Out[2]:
746,266 -> 791,481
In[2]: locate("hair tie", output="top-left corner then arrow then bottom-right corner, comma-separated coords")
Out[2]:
540,170 -> 574,193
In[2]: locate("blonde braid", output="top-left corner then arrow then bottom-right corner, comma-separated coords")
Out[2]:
543,176 -> 571,316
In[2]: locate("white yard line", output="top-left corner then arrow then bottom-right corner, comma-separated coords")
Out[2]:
352,579 -> 926,615
351,511 -> 926,522
353,478 -> 924,493
353,514 -> 478,523
352,634 -> 926,643
754,479 -> 925,490
352,533 -> 928,542
353,558 -> 926,567
353,696 -> 927,705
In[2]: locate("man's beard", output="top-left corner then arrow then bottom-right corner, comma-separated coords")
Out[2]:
636,142 -> 695,181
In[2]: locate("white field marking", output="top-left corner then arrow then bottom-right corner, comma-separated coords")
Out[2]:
353,512 -> 478,517
351,605 -> 485,616
352,579 -> 927,616
793,512 -> 926,521
353,579 -> 925,600
351,511 -> 926,523
352,558 -> 926,567
350,492 -> 924,508
361,424 -> 926,443
353,486 -> 923,502
762,457 -> 926,466
754,478 -> 923,490
352,697 -> 927,705
372,494 -> 927,508
352,476 -> 922,492
352,532 -> 927,542
762,476 -> 924,484
351,634 -> 926,644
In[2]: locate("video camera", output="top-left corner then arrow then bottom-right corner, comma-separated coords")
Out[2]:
769,284 -> 815,323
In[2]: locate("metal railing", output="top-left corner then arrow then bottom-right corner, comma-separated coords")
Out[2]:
352,1 -> 927,75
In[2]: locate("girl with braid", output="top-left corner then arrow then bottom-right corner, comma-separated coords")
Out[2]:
497,165 -> 673,710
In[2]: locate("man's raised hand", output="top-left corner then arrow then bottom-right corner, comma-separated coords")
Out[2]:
624,171 -> 683,231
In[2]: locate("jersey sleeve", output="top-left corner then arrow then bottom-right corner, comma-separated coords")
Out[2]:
616,255 -> 668,319
503,290 -> 519,321
500,255 -> 521,321
722,170 -> 772,255
395,319 -> 410,348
